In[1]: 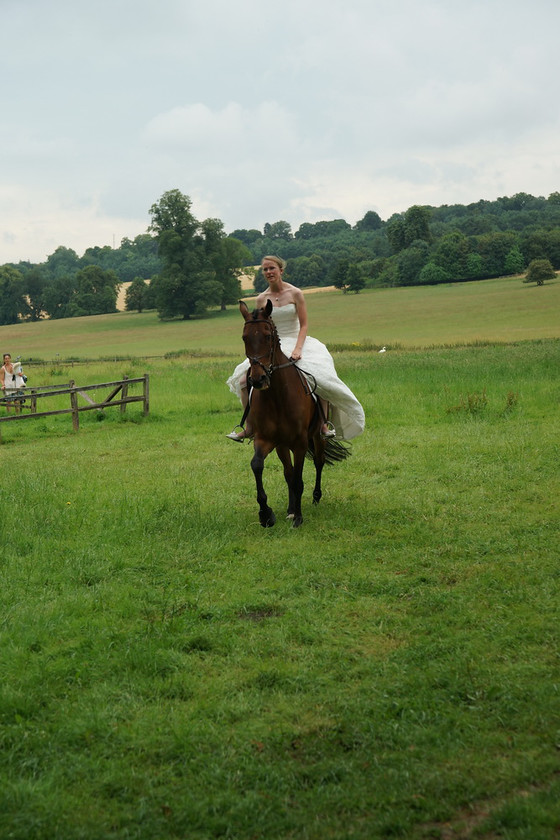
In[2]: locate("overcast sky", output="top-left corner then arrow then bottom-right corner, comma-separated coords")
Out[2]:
2,0 -> 559,263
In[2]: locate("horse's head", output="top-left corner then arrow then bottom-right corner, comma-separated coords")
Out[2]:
240,299 -> 279,390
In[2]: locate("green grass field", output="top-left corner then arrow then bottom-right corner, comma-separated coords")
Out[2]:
1,274 -> 559,362
0,278 -> 559,839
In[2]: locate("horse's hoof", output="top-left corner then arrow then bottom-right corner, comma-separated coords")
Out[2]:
286,512 -> 295,520
292,516 -> 303,528
259,510 -> 276,528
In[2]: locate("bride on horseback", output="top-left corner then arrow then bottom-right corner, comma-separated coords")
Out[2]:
226,255 -> 365,442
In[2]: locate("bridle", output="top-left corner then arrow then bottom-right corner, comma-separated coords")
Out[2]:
243,317 -> 294,387
242,315 -> 317,395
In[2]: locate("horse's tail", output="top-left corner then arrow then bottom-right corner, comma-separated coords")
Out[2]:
306,437 -> 351,465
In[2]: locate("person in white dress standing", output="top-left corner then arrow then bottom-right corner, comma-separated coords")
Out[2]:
226,255 -> 365,442
0,353 -> 26,414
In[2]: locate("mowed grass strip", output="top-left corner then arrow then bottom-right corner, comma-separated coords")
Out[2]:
0,294 -> 559,837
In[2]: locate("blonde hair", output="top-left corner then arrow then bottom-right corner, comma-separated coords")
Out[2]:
262,255 -> 286,271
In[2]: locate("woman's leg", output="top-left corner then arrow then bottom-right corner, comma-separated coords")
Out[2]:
240,385 -> 253,436
320,398 -> 336,437
226,383 -> 253,441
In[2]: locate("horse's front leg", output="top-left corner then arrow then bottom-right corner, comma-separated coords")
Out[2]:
251,441 -> 276,528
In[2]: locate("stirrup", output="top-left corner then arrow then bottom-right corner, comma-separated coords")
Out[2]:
225,425 -> 249,443
321,420 -> 336,440
321,421 -> 337,439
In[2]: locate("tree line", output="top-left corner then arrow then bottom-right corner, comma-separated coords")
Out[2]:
1,189 -> 559,325
234,192 -> 560,292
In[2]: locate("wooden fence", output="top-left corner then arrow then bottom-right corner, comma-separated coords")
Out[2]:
0,375 -> 149,436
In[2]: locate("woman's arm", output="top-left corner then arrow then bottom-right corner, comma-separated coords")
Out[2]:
291,288 -> 308,361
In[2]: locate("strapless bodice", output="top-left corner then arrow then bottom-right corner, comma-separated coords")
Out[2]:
270,303 -> 300,342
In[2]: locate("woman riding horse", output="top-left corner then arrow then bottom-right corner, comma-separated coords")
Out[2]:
226,255 -> 365,442
226,256 -> 365,527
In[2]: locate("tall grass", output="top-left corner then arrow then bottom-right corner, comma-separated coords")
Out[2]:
0,338 -> 558,838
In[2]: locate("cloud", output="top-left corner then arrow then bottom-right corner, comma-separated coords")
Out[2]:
143,101 -> 299,159
1,0 -> 560,262
0,185 -> 148,263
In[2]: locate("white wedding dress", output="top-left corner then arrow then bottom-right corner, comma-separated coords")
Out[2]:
227,303 -> 365,440
2,363 -> 26,397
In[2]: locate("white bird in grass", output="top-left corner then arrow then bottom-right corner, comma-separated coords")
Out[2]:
378,346 -> 386,353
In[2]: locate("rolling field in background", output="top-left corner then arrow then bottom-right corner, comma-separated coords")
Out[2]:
0,274 -> 559,362
0,277 -> 559,839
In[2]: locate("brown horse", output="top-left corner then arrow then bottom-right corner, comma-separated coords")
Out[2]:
239,299 -> 348,528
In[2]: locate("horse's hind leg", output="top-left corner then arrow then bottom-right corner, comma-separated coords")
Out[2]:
276,446 -> 296,519
312,436 -> 325,505
287,449 -> 306,528
251,446 -> 276,528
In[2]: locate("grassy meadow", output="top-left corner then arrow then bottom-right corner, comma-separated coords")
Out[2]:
0,277 -> 559,839
1,273 -> 559,361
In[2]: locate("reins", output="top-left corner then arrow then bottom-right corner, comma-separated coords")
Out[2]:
243,317 -> 318,394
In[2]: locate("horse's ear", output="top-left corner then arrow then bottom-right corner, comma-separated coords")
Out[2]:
239,300 -> 250,321
264,298 -> 273,317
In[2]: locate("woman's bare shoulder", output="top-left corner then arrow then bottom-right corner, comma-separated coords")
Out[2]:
288,283 -> 305,301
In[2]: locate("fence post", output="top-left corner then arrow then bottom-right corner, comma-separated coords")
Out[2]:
120,375 -> 129,414
143,374 -> 150,415
30,390 -> 37,413
69,380 -> 79,431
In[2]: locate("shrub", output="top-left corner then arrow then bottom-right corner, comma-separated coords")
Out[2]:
447,389 -> 488,416
523,258 -> 556,286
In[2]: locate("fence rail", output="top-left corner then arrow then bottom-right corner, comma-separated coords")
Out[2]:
0,374 -> 149,436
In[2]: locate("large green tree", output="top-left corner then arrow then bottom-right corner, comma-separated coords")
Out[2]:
70,266 -> 120,317
199,218 -> 253,309
125,277 -> 150,313
521,229 -> 560,269
23,267 -> 48,321
354,210 -> 382,231
42,266 -> 120,318
417,262 -> 450,285
504,246 -> 525,275
397,240 -> 430,285
263,220 -> 293,241
330,258 -> 351,292
346,263 -> 365,293
476,231 -> 518,278
149,190 -> 229,319
387,206 -> 432,254
286,254 -> 327,287
386,215 -> 406,253
44,246 -> 81,281
433,231 -> 470,280
403,205 -> 432,246
0,266 -> 26,324
211,234 -> 253,310
43,275 -> 76,319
